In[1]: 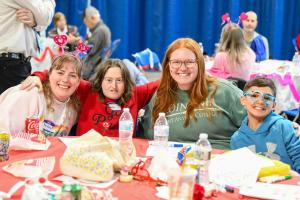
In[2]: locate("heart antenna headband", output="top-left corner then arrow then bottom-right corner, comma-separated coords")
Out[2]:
221,12 -> 248,26
53,34 -> 90,57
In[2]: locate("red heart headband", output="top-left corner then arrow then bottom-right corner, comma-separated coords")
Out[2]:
53,34 -> 90,56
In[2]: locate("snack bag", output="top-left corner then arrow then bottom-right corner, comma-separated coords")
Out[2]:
60,129 -> 135,182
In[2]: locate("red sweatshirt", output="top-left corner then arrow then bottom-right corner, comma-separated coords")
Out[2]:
33,70 -> 159,137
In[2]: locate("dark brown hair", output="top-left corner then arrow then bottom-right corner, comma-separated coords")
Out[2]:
90,59 -> 134,105
43,54 -> 82,112
152,38 -> 217,127
243,77 -> 277,96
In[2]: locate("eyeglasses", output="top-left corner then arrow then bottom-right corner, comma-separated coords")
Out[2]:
130,158 -> 167,186
243,91 -> 276,107
169,59 -> 197,69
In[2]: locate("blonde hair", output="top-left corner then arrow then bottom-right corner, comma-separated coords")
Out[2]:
43,54 -> 82,112
53,12 -> 66,27
152,38 -> 217,127
217,23 -> 250,68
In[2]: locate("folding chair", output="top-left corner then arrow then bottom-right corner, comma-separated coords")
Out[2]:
280,106 -> 300,124
227,77 -> 247,90
100,39 -> 121,59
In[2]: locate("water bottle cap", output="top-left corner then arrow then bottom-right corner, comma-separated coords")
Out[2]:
123,108 -> 129,112
199,133 -> 208,139
159,112 -> 165,117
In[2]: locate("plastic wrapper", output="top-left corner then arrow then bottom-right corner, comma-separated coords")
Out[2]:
10,132 -> 51,151
60,129 -> 136,182
2,156 -> 55,178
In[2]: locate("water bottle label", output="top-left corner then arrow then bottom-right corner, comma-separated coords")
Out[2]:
195,148 -> 211,161
154,125 -> 169,136
119,121 -> 133,140
119,121 -> 133,132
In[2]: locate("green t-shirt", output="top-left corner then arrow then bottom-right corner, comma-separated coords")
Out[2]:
140,79 -> 246,149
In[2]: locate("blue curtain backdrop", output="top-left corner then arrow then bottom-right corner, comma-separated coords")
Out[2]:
53,0 -> 300,61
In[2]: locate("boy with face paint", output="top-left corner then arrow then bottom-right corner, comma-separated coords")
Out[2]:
231,77 -> 300,173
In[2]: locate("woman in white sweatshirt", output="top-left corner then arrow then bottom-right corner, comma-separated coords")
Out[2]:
0,54 -> 81,137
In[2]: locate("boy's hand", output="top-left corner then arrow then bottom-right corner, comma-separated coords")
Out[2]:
20,76 -> 43,92
292,122 -> 300,137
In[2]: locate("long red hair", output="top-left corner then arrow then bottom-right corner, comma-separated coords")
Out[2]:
152,38 -> 216,127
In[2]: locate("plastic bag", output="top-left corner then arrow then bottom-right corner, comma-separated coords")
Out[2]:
60,129 -> 136,182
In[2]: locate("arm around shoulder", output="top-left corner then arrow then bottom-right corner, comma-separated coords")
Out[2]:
0,86 -> 43,134
215,79 -> 245,127
135,80 -> 160,109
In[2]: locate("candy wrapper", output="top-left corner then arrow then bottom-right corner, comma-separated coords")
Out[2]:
0,133 -> 10,161
177,145 -> 193,165
2,156 -> 55,178
10,131 -> 51,150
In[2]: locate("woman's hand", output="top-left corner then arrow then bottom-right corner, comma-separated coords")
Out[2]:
20,76 -> 43,92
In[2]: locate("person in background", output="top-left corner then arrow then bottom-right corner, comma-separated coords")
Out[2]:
208,23 -> 256,81
48,12 -> 80,52
0,54 -> 81,137
122,59 -> 149,85
81,6 -> 111,80
242,11 -> 269,62
231,77 -> 300,173
141,38 -> 245,150
0,0 -> 55,94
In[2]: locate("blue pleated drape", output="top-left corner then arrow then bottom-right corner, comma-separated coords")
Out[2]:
53,0 -> 300,61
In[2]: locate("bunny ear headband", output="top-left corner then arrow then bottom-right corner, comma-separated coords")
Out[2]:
221,12 -> 248,26
53,34 -> 90,57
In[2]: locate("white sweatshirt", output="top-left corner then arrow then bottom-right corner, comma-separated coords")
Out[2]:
0,85 -> 77,137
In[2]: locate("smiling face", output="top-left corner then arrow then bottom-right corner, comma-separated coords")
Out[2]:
241,86 -> 276,121
49,62 -> 80,102
169,48 -> 198,90
101,66 -> 125,100
242,11 -> 258,34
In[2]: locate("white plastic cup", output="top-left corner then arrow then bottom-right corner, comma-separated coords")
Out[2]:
168,168 -> 197,200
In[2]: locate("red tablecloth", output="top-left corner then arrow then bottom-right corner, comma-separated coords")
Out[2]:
0,137 -> 299,199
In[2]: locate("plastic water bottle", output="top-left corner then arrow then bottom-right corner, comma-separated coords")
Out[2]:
153,112 -> 169,148
292,52 -> 300,68
119,108 -> 133,141
119,108 -> 135,163
195,133 -> 212,186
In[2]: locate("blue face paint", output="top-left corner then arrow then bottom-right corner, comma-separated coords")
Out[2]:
243,91 -> 276,108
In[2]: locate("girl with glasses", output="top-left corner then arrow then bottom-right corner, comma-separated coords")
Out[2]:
141,38 -> 245,150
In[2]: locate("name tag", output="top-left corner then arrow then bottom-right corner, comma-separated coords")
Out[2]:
107,103 -> 121,111
41,120 -> 55,137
